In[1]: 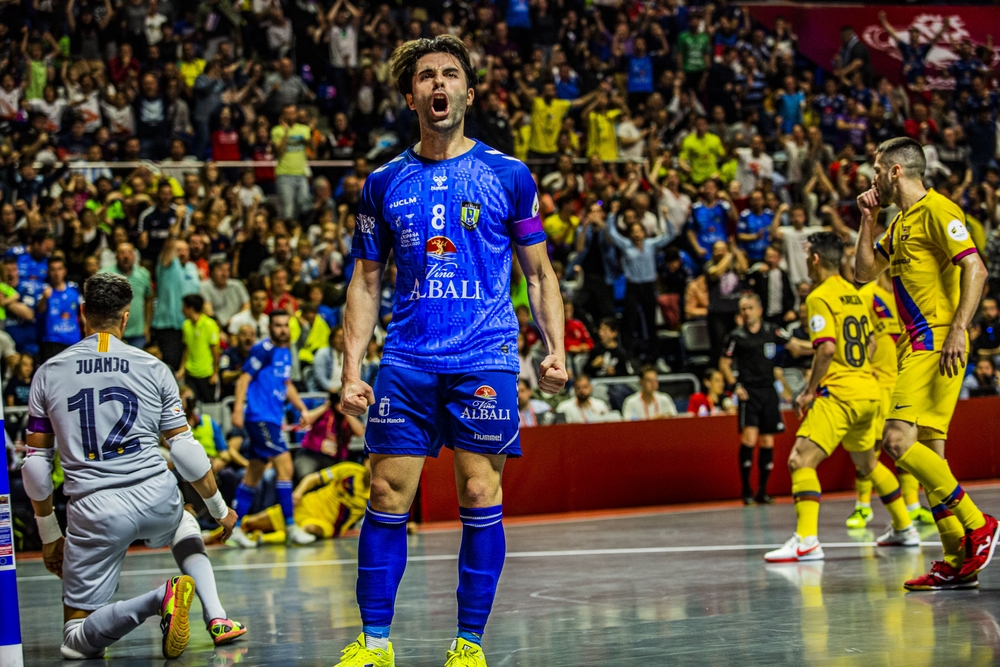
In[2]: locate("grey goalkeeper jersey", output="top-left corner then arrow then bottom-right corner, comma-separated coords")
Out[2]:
28,332 -> 188,497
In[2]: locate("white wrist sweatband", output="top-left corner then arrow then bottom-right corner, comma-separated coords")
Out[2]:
36,512 -> 63,544
203,491 -> 229,520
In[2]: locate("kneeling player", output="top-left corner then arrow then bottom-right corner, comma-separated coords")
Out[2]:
239,459 -> 370,542
22,273 -> 246,660
766,233 -> 918,563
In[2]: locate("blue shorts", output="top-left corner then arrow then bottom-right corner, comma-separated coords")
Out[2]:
365,365 -> 521,458
244,421 -> 288,460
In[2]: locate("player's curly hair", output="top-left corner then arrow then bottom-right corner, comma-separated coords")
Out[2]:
389,35 -> 478,98
83,272 -> 133,331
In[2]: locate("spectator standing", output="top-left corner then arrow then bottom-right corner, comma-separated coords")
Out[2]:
735,136 -> 774,198
770,203 -> 812,287
524,80 -> 598,162
220,324 -> 256,398
677,14 -> 711,85
36,257 -> 82,362
835,25 -> 873,85
606,211 -> 674,359
137,182 -> 184,262
563,301 -> 594,358
105,242 -> 153,350
4,354 -> 33,407
229,288 -> 270,339
151,236 -> 201,371
736,191 -> 775,263
747,245 -> 796,326
705,240 -> 748,364
687,179 -> 734,262
179,293 -> 221,404
680,116 -> 725,185
266,266 -> 298,314
310,325 -> 345,394
272,103 -> 312,221
961,358 -> 1000,399
879,12 -> 949,85
556,375 -> 613,423
622,366 -> 678,421
200,258 -> 250,332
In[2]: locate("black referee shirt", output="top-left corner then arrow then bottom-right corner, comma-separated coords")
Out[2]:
723,322 -> 790,387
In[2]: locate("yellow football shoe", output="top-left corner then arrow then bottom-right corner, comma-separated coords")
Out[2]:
334,634 -> 395,667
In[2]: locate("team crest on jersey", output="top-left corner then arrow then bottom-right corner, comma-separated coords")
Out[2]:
426,236 -> 458,261
901,226 -> 910,242
460,201 -> 482,230
764,343 -> 776,359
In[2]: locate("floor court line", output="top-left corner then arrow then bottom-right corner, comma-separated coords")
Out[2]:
16,541 -> 944,582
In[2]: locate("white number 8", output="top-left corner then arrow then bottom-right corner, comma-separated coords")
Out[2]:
431,204 -> 446,230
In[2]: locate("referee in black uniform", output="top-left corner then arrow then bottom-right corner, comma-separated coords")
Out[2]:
720,293 -> 789,505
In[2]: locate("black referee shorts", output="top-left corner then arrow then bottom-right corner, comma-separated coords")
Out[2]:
738,385 -> 784,435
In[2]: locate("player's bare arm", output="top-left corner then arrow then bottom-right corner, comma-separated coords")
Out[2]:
23,431 -> 63,578
941,251 -> 988,378
514,241 -> 568,394
854,188 -> 888,282
230,372 -> 252,429
340,258 -> 383,416
795,340 -> 835,418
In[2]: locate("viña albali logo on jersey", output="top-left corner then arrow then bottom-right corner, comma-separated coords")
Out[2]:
408,236 -> 484,301
461,385 -> 510,421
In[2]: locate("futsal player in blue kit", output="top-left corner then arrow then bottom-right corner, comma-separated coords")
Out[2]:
336,36 -> 568,667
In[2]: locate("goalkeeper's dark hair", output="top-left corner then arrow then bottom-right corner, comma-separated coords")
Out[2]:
83,272 -> 133,330
806,231 -> 845,271
389,35 -> 478,97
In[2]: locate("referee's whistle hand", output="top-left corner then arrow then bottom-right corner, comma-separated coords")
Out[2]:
341,378 -> 375,416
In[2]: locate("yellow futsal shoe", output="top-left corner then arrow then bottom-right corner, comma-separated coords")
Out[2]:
334,634 -> 395,667
160,575 -> 195,659
444,638 -> 488,667
909,506 -> 935,525
845,506 -> 873,529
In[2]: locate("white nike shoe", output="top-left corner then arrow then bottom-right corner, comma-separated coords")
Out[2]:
876,523 -> 921,547
226,527 -> 260,549
287,523 -> 317,545
60,645 -> 106,660
765,534 -> 825,563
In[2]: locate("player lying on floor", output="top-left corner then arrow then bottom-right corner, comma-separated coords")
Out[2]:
211,459 -> 371,546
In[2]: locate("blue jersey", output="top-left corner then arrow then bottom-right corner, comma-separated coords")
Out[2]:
898,42 -> 931,83
627,56 -> 654,93
5,247 -> 48,301
737,208 -> 773,262
689,200 -> 730,251
949,57 -> 986,92
814,93 -> 846,137
42,282 -> 82,344
243,339 -> 292,425
351,141 -> 545,373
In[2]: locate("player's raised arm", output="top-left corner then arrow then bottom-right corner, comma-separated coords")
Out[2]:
855,187 -> 889,283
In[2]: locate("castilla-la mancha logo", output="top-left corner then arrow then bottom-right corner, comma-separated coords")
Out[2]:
461,385 -> 510,420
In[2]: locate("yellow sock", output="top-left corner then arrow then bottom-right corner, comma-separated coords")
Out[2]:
897,443 -> 985,531
792,468 -> 822,538
898,469 -> 921,509
855,470 -> 872,507
868,463 -> 912,531
925,488 -> 965,570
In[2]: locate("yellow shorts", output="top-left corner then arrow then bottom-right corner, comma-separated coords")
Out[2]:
873,383 -> 895,438
294,495 -> 336,539
797,396 -> 881,456
887,350 -> 963,440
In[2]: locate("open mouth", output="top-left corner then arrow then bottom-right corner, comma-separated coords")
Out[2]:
430,92 -> 450,118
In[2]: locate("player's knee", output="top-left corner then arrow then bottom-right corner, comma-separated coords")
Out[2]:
458,475 -> 501,508
369,476 -> 406,513
881,426 -> 908,460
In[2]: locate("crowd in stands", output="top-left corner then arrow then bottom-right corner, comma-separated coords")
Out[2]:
2,0 -> 1000,527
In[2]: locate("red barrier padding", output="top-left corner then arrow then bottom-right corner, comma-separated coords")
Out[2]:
419,396 -> 1000,522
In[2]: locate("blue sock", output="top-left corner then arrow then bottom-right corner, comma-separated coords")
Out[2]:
232,482 -> 258,521
357,505 -> 409,636
456,505 -> 505,639
276,480 -> 295,526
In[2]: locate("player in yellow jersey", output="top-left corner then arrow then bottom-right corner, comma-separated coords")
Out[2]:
856,136 -> 998,590
848,271 -> 935,529
766,232 -> 918,562
236,460 -> 371,544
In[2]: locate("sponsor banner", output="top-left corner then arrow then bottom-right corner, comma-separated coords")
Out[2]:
749,4 -> 1000,89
